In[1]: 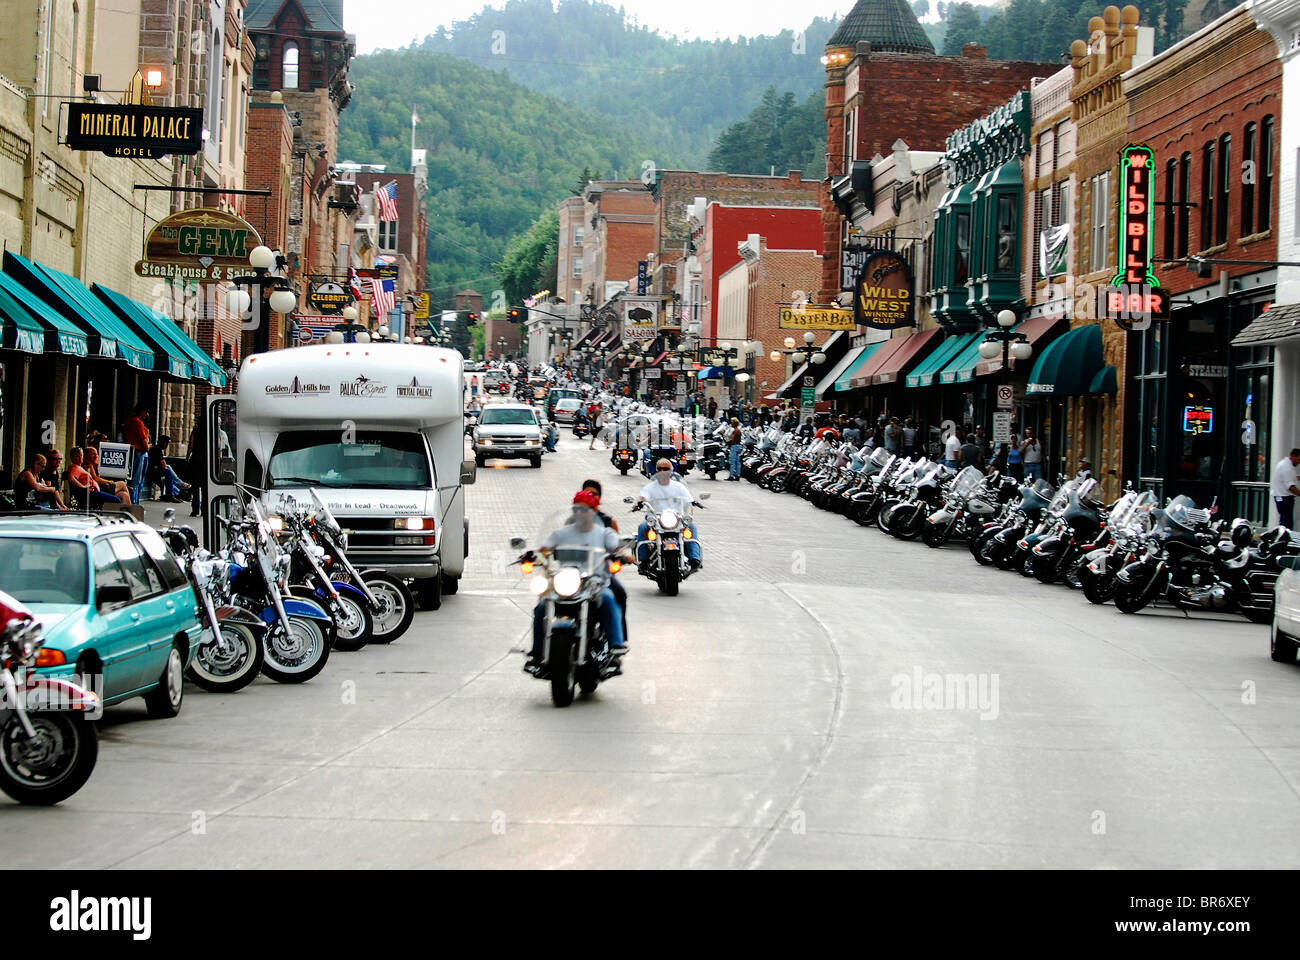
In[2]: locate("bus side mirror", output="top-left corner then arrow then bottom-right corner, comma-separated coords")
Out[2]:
217,458 -> 236,484
460,459 -> 477,485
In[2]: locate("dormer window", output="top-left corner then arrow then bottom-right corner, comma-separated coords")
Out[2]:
282,42 -> 299,90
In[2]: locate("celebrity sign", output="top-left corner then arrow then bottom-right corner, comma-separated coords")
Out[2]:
65,103 -> 203,159
1100,144 -> 1170,329
854,250 -> 914,329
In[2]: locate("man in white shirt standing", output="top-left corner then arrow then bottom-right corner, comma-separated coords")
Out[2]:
943,427 -> 963,468
1271,448 -> 1300,529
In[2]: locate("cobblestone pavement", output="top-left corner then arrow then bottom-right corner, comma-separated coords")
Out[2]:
6,432 -> 1299,868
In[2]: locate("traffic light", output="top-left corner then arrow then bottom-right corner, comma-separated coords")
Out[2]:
507,307 -> 523,322
464,311 -> 479,324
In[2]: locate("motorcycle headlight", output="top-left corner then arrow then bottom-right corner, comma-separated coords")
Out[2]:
660,509 -> 679,530
267,515 -> 284,533
553,568 -> 582,597
529,574 -> 550,596
309,544 -> 327,559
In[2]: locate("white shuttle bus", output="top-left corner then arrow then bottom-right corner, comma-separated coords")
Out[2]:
203,344 -> 475,609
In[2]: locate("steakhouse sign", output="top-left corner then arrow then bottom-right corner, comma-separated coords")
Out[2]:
134,208 -> 263,282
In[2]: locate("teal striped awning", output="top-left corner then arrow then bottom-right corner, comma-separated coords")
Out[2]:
94,284 -> 225,386
0,263 -> 90,357
906,332 -> 977,388
937,332 -> 991,385
833,340 -> 887,392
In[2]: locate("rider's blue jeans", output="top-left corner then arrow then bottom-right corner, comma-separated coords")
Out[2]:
531,586 -> 624,657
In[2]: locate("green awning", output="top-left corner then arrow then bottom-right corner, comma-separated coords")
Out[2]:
0,265 -> 89,357
1088,365 -> 1118,395
905,331 -> 976,388
5,252 -> 154,370
94,284 -> 224,386
1026,323 -> 1109,397
93,284 -> 192,380
937,331 -> 991,385
0,276 -> 48,355
833,340 -> 886,392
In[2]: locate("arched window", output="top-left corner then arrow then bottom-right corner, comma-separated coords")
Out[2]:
1164,159 -> 1176,260
282,42 -> 299,90
1177,152 -> 1191,257
1216,133 -> 1231,246
1201,141 -> 1215,250
1241,123 -> 1257,237
1259,115 -> 1274,233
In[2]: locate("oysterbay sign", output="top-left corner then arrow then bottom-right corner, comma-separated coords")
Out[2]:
65,103 -> 203,159
134,208 -> 263,282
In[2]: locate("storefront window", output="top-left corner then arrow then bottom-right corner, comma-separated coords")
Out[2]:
1178,313 -> 1223,484
995,195 -> 1017,274
1135,322 -> 1167,484
954,212 -> 970,287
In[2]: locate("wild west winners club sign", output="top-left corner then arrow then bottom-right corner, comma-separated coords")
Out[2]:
854,250 -> 915,330
134,208 -> 263,282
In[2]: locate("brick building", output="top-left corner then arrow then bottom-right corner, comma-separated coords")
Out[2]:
819,0 -> 1059,305
1127,4 -> 1281,517
690,203 -> 823,341
646,170 -> 821,302
580,179 -> 656,305
716,238 -> 823,407
346,165 -> 430,334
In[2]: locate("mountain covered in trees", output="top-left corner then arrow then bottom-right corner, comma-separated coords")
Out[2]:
337,50 -> 670,310
342,0 -> 1208,303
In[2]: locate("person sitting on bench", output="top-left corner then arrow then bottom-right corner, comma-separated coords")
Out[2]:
67,447 -> 122,509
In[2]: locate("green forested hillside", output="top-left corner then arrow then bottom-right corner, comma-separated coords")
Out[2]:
414,0 -> 838,168
337,50 -> 672,308
707,87 -> 826,179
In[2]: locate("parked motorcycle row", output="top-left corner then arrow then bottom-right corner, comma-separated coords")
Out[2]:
0,486 -> 416,805
739,426 -> 1300,625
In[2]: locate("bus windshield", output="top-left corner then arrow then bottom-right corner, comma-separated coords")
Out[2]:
267,430 -> 433,489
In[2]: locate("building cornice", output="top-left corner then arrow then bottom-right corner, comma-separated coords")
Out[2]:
1248,0 -> 1300,50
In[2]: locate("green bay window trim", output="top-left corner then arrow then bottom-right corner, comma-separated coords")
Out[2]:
931,182 -> 975,327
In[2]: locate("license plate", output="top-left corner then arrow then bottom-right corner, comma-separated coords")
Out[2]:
663,542 -> 679,550
394,536 -> 422,546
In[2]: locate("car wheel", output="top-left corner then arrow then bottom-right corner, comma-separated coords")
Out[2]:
475,454 -> 486,467
143,643 -> 185,719
417,576 -> 443,611
1271,626 -> 1300,663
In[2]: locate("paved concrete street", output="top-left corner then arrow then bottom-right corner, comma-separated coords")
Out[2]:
7,435 -> 1300,868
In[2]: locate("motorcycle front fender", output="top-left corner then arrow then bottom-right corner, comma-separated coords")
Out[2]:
928,509 -> 953,524
18,673 -> 102,720
264,598 -> 333,624
1033,535 -> 1064,558
330,580 -> 370,604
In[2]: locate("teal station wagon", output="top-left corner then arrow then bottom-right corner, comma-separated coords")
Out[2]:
0,514 -> 200,717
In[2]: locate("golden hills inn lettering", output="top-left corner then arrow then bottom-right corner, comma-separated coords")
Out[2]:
65,103 -> 203,159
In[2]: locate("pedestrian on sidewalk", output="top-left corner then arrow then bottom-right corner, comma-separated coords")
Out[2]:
123,405 -> 151,504
1272,448 -> 1300,529
902,418 -> 918,458
188,414 -> 206,518
1006,433 -> 1023,481
1020,428 -> 1044,482
943,426 -> 963,469
727,418 -> 743,480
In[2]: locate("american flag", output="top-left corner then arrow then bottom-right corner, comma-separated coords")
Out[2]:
370,275 -> 395,317
348,266 -> 364,302
376,180 -> 399,222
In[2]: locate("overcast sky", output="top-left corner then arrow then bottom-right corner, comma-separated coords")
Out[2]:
345,1 -> 859,55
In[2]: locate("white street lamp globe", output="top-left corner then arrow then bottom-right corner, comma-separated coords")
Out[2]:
811,352 -> 827,365
721,341 -> 731,351
342,305 -> 359,322
269,288 -> 297,314
403,336 -> 412,343
324,331 -> 345,344
249,245 -> 276,271
1011,341 -> 1034,362
997,309 -> 1017,329
784,337 -> 796,349
378,325 -> 390,337
225,288 -> 251,315
355,332 -> 371,344
735,372 -> 751,382
978,339 -> 1002,360
791,351 -> 806,364
803,331 -> 816,345
769,351 -> 781,362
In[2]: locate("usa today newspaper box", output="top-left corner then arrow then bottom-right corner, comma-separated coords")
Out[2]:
97,442 -> 133,480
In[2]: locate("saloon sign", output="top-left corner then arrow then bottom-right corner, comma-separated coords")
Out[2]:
854,250 -> 914,329
65,102 -> 203,159
778,305 -> 855,331
622,298 -> 660,342
134,208 -> 263,282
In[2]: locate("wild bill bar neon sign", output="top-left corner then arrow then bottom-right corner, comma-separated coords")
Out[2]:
1099,143 -> 1170,330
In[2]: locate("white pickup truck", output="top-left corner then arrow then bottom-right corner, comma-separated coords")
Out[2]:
203,344 -> 475,609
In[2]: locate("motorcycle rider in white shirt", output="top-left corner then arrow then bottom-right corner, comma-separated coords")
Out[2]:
636,458 -> 703,569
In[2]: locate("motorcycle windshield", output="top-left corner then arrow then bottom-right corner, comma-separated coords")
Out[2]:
1162,495 -> 1209,534
309,487 -> 342,537
951,467 -> 985,499
869,447 -> 892,469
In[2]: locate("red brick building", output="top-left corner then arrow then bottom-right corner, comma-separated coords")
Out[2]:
1124,5 -> 1282,516
580,180 -> 656,305
646,170 -> 821,301
819,0 -> 1059,304
694,204 -> 823,340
